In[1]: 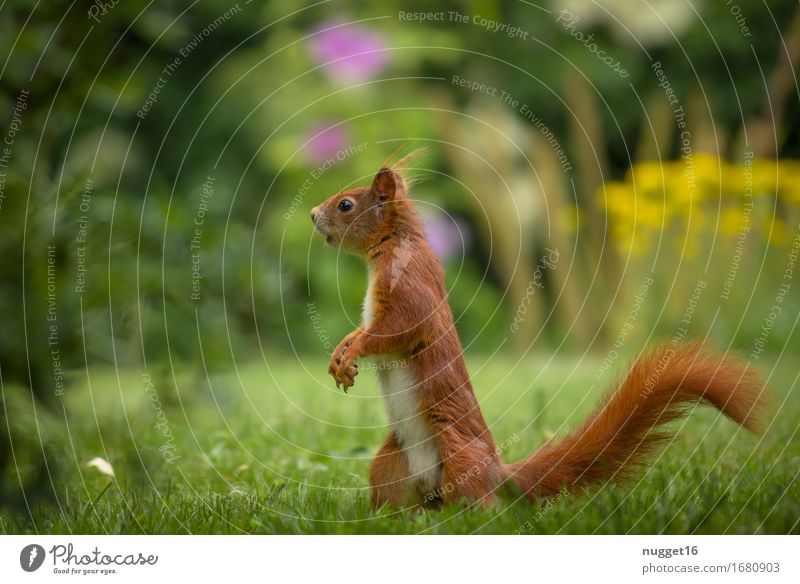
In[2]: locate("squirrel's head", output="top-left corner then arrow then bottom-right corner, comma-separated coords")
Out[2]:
311,166 -> 406,255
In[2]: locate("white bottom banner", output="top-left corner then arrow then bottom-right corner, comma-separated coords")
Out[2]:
0,535 -> 796,582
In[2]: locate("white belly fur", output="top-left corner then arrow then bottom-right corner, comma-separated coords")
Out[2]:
363,270 -> 441,491
376,359 -> 441,491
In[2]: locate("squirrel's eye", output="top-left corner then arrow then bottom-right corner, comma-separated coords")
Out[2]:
338,199 -> 353,212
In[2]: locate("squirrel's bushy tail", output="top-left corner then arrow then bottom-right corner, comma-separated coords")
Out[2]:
504,343 -> 770,500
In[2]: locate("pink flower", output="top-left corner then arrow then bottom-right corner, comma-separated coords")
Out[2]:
423,212 -> 471,262
309,20 -> 387,84
304,123 -> 349,163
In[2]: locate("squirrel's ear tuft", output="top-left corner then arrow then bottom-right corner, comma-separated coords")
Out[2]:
371,167 -> 396,202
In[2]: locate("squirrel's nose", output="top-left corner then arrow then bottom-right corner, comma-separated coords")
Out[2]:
310,206 -> 318,223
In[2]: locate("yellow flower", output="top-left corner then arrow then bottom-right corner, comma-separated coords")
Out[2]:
637,199 -> 667,229
664,161 -> 700,208
778,160 -> 800,205
629,161 -> 666,195
694,153 -> 723,199
720,207 -> 744,236
751,159 -> 779,196
724,157 -> 753,199
600,156 -> 800,256
598,182 -> 632,212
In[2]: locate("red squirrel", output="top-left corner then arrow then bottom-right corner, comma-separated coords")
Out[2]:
310,158 -> 769,509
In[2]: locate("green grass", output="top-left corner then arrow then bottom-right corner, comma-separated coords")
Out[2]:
2,352 -> 798,534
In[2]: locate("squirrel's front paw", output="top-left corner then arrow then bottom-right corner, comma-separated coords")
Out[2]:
327,345 -> 347,379
331,347 -> 359,392
335,361 -> 358,392
328,330 -> 362,391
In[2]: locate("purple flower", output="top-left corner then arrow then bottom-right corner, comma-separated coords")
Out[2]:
304,123 -> 348,163
309,20 -> 387,83
423,212 -> 471,262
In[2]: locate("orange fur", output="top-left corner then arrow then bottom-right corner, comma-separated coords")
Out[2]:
311,162 -> 771,508
504,342 -> 769,498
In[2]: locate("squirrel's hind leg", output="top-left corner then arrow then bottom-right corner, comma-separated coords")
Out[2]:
369,432 -> 412,509
436,428 -> 501,508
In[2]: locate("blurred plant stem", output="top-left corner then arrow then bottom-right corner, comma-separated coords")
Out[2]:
740,3 -> 800,157
432,90 -> 542,352
529,121 -> 597,349
636,91 -> 675,162
564,70 -> 616,344
433,79 -> 603,352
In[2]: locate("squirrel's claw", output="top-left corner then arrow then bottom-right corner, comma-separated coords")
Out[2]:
329,330 -> 362,393
334,363 -> 358,392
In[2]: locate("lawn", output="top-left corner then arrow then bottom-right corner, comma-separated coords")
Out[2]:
2,352 -> 797,534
